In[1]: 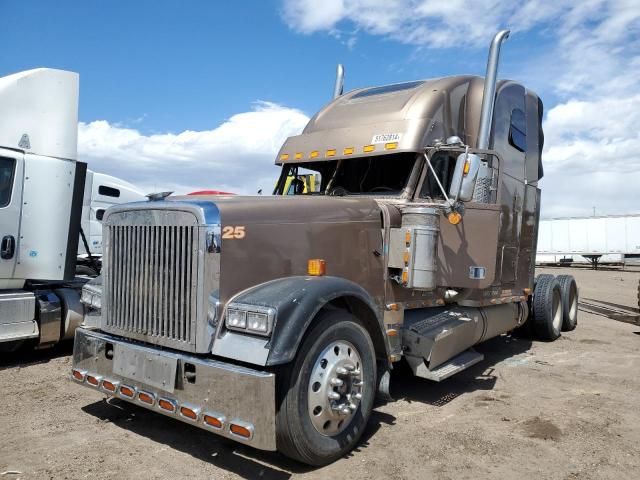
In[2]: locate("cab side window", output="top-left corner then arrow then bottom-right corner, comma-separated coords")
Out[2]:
98,185 -> 120,197
509,108 -> 526,152
0,157 -> 16,208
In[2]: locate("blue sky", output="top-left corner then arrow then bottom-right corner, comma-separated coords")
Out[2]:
1,0 -> 638,216
1,0 -> 557,131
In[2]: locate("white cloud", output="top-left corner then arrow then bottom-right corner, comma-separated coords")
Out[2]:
281,0 -> 640,217
78,102 -> 309,196
282,0 -> 567,47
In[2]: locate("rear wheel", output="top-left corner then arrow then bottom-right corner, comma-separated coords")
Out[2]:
556,275 -> 578,331
532,275 -> 563,341
275,309 -> 376,466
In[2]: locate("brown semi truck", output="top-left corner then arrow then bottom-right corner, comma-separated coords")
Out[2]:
71,30 -> 579,465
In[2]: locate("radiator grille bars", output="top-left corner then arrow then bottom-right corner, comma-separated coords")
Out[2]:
105,225 -> 198,346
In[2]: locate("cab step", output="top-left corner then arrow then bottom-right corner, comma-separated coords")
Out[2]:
406,349 -> 484,382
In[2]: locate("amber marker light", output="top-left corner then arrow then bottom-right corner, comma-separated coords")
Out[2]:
119,385 -> 135,398
230,423 -> 252,439
343,147 -> 354,155
295,152 -> 303,160
180,406 -> 198,421
326,149 -> 337,157
102,380 -> 117,393
279,153 -> 289,161
307,259 -> 326,276
401,270 -> 409,284
447,211 -> 462,225
310,150 -> 319,159
158,399 -> 176,413
138,391 -> 154,405
463,159 -> 471,174
204,415 -> 223,429
385,142 -> 398,150
363,144 -> 375,153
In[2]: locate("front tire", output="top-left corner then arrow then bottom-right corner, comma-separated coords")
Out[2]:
275,309 -> 376,466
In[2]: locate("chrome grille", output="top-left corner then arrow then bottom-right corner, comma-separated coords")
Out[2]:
103,222 -> 199,348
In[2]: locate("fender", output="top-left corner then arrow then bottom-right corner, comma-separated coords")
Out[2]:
228,276 -> 386,366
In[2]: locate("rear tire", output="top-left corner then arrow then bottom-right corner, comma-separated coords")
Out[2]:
556,275 -> 578,331
275,309 -> 376,466
532,275 -> 563,341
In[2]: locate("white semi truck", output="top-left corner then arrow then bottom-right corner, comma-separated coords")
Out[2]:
76,171 -> 146,275
0,68 -> 142,351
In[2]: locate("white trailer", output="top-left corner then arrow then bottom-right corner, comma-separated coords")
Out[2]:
536,215 -> 640,267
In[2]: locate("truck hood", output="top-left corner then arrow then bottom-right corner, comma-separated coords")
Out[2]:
172,194 -> 382,226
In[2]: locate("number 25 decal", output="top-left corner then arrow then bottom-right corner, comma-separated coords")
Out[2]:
222,226 -> 246,239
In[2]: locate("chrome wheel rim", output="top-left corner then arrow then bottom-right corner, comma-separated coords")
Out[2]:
307,340 -> 363,436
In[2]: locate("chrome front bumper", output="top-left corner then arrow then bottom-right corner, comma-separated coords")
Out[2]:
71,328 -> 276,450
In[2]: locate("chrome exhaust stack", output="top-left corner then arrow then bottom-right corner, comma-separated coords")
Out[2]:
333,64 -> 344,99
477,30 -> 510,149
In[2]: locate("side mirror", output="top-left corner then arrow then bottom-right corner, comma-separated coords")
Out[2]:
448,153 -> 482,202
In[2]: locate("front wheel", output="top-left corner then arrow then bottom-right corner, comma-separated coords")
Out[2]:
275,309 -> 376,466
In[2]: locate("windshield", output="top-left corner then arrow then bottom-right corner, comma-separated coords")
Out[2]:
276,153 -> 418,196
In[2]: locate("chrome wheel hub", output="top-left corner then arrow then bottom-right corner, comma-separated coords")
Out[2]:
307,340 -> 364,436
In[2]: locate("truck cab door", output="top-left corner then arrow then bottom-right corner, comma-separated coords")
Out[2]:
0,148 -> 24,288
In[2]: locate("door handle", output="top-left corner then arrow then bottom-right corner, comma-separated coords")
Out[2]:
1,235 -> 15,259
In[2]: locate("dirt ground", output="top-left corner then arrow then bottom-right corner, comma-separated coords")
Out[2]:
1,266 -> 639,480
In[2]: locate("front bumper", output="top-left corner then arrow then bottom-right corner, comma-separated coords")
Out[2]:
71,328 -> 276,450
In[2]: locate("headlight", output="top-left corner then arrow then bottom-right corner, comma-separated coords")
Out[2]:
81,289 -> 93,306
247,312 -> 268,333
225,303 -> 275,336
81,285 -> 102,310
227,309 -> 247,329
92,293 -> 101,309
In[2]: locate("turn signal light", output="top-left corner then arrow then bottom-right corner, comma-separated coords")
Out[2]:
180,406 -> 198,421
447,211 -> 462,225
138,392 -> 154,405
307,259 -> 326,276
86,375 -> 100,387
102,380 -> 117,392
119,385 -> 135,398
71,369 -> 85,382
204,415 -> 223,429
230,423 -> 252,439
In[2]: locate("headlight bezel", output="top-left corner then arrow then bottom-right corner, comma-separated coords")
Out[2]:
225,303 -> 275,336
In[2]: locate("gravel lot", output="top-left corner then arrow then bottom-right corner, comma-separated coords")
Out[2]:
1,266 -> 639,480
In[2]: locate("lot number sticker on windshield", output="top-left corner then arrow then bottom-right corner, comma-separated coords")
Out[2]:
372,133 -> 402,144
